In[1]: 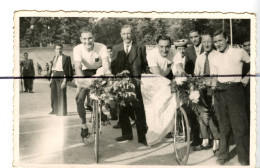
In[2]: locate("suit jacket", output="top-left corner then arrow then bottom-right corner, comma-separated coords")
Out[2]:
185,44 -> 204,64
49,55 -> 73,82
184,56 -> 195,75
111,42 -> 148,77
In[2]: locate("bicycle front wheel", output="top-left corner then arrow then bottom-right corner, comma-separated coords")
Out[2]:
173,106 -> 190,165
93,101 -> 100,163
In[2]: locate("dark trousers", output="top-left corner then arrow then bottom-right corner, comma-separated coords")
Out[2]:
245,81 -> 250,123
214,82 -> 249,164
23,69 -> 34,91
51,71 -> 67,116
119,83 -> 147,143
182,104 -> 201,143
76,69 -> 96,124
198,88 -> 220,140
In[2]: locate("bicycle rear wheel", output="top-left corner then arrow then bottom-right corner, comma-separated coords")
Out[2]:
93,101 -> 100,163
173,107 -> 190,165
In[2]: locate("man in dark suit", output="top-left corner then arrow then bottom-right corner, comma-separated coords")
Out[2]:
49,43 -> 73,116
111,25 -> 148,144
185,29 -> 204,68
20,52 -> 35,93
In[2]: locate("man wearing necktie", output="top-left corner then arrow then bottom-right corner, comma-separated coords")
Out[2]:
49,43 -> 73,116
193,31 -> 220,153
111,25 -> 148,144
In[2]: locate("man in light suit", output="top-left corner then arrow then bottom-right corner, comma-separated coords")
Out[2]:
49,43 -> 73,116
185,29 -> 204,67
111,25 -> 148,144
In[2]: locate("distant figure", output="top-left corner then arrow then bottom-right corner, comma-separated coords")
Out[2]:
45,63 -> 50,74
49,43 -> 73,116
20,52 -> 35,93
37,63 -> 42,75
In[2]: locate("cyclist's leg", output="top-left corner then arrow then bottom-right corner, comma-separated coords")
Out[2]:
76,87 -> 89,127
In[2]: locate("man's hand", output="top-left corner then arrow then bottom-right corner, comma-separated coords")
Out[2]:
241,76 -> 249,87
61,81 -> 66,89
48,80 -> 52,87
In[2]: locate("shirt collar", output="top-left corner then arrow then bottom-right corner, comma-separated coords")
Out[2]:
194,43 -> 201,52
124,41 -> 132,48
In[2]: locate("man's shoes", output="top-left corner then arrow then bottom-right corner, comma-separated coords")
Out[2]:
81,128 -> 90,140
115,136 -> 133,142
239,160 -> 249,166
29,90 -> 34,93
216,159 -> 227,165
113,124 -> 121,129
193,144 -> 212,151
49,111 -> 55,115
138,139 -> 147,146
191,140 -> 201,147
24,90 -> 28,92
165,132 -> 173,138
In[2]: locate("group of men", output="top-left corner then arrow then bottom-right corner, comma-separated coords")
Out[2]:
21,23 -> 251,166
146,29 -> 250,165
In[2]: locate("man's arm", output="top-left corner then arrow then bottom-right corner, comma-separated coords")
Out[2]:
100,46 -> 111,75
240,49 -> 250,86
141,45 -> 149,73
149,66 -> 161,75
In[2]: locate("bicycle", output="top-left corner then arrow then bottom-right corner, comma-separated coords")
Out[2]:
172,92 -> 191,165
91,98 -> 101,163
89,91 -> 111,163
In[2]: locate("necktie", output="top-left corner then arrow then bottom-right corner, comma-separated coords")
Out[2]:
125,44 -> 129,54
53,55 -> 59,69
204,52 -> 210,76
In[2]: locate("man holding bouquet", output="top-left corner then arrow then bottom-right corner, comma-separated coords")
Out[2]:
111,25 -> 148,144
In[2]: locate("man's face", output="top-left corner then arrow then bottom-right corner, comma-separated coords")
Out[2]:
121,27 -> 132,44
213,34 -> 228,53
24,53 -> 28,59
157,40 -> 171,57
189,31 -> 201,46
55,46 -> 63,56
80,32 -> 94,49
201,35 -> 213,52
176,46 -> 186,57
243,41 -> 250,55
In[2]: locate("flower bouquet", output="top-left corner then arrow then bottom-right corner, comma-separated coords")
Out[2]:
89,70 -> 137,106
171,75 -> 208,119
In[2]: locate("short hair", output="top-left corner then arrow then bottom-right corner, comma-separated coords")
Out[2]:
213,29 -> 228,39
156,35 -> 172,44
201,30 -> 213,38
107,45 -> 112,50
189,29 -> 200,35
80,26 -> 94,35
24,52 -> 28,55
121,25 -> 133,33
54,42 -> 63,48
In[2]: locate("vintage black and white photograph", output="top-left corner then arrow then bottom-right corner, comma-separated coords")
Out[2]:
13,11 -> 256,167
